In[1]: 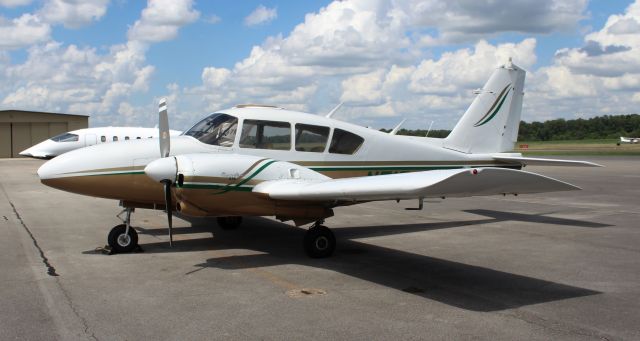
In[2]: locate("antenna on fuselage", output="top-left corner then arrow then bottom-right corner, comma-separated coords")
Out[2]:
389,119 -> 406,135
326,102 -> 343,118
425,120 -> 434,137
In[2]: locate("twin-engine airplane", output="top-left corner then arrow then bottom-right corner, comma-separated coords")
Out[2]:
38,60 -> 600,258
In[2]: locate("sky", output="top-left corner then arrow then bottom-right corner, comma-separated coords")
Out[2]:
1,0 -> 639,131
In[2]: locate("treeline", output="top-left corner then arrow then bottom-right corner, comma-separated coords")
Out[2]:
381,114 -> 640,141
518,114 -> 640,141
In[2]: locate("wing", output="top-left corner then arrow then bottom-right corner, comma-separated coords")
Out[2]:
253,167 -> 580,202
492,155 -> 602,167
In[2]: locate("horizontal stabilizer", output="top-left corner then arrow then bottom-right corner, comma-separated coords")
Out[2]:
253,168 -> 580,202
492,155 -> 602,167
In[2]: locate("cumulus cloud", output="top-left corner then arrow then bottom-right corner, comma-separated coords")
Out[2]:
0,14 -> 51,50
0,0 -> 205,127
0,0 -> 32,7
405,0 -> 587,45
607,17 -> 640,34
244,5 -> 277,26
545,1 -> 640,79
183,0 -> 542,128
128,0 -> 199,42
524,0 -> 640,121
1,41 -> 154,125
39,0 -> 110,28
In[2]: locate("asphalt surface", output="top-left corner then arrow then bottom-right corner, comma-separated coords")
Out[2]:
0,157 -> 638,340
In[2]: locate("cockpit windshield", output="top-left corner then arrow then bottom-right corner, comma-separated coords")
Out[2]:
50,133 -> 79,142
184,113 -> 238,147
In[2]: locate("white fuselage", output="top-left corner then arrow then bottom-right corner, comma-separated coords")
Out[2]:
37,107 -> 517,214
20,127 -> 182,159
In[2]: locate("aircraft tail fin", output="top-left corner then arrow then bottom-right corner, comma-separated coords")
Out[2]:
444,59 -> 526,154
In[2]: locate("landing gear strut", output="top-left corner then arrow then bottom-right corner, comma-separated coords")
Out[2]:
304,221 -> 336,258
108,208 -> 139,253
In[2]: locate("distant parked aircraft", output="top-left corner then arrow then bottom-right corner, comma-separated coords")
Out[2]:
618,136 -> 639,145
20,127 -> 182,159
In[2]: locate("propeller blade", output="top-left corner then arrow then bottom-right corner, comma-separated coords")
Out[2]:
162,180 -> 173,247
158,98 -> 170,158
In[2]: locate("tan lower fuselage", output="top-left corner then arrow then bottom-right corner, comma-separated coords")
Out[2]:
41,156 -> 515,221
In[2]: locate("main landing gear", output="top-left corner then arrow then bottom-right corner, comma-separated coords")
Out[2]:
107,208 -> 139,253
304,221 -> 336,258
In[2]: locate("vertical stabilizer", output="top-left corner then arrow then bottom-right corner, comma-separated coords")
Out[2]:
444,60 -> 526,154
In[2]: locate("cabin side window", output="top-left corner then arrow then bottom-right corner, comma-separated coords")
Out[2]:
125,136 -> 130,140
100,136 -> 106,142
295,124 -> 329,152
113,136 -> 118,142
184,113 -> 238,147
240,120 -> 291,150
50,133 -> 79,142
329,128 -> 364,155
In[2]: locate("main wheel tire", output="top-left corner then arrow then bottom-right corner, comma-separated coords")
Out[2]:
107,224 -> 138,253
217,216 -> 243,230
304,225 -> 336,258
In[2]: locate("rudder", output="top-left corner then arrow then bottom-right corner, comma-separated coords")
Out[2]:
444,59 -> 526,154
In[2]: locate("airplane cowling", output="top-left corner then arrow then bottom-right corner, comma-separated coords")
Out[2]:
172,153 -> 329,184
163,153 -> 330,217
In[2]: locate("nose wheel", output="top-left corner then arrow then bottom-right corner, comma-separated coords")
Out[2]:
107,207 -> 139,253
108,224 -> 138,253
304,224 -> 336,258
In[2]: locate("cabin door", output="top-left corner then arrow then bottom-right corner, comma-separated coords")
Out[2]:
85,134 -> 97,146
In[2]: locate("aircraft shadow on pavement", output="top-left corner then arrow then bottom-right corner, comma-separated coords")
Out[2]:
134,214 -> 601,312
465,209 -> 611,228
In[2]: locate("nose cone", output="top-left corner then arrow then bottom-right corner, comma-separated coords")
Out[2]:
37,159 -> 56,180
38,150 -> 76,180
20,143 -> 51,159
144,157 -> 177,183
18,149 -> 32,157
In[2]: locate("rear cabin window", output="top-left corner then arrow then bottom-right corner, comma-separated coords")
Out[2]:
329,128 -> 364,155
184,113 -> 238,147
240,120 -> 291,150
100,136 -> 106,142
50,133 -> 79,142
125,136 -> 130,140
113,136 -> 118,142
295,124 -> 329,152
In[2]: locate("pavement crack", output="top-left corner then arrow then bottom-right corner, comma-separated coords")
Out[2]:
9,201 -> 59,276
57,280 -> 98,341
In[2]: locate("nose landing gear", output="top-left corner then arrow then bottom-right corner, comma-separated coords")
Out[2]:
107,208 -> 139,253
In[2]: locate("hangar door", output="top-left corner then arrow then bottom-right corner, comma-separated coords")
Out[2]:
0,122 -> 68,158
0,123 -> 10,158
